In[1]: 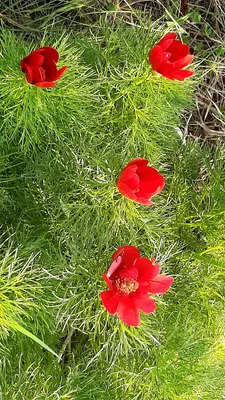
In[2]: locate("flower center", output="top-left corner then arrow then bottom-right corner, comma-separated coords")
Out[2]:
114,277 -> 139,294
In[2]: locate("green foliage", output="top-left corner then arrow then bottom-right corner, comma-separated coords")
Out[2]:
0,236 -> 59,358
0,12 -> 224,400
0,30 -> 96,152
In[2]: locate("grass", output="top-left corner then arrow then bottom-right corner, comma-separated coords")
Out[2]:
0,3 -> 225,399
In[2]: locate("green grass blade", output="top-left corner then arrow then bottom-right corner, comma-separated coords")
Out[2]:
9,320 -> 59,359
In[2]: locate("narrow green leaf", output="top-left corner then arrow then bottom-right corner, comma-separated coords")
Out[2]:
9,320 -> 59,359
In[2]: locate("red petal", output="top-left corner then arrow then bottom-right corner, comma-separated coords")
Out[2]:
125,175 -> 140,191
157,62 -> 175,74
137,165 -> 165,197
117,164 -> 139,199
112,246 -> 140,267
135,257 -> 160,282
158,53 -> 193,76
135,197 -> 154,205
35,81 -> 56,88
138,179 -> 165,197
31,66 -> 45,83
158,32 -> 177,51
126,159 -> 148,168
118,267 -> 138,280
42,57 -> 58,81
159,71 -> 175,80
138,184 -> 165,199
22,52 -> 44,68
100,291 -> 121,314
133,294 -> 156,313
149,275 -> 174,294
173,69 -> 194,80
107,257 -> 122,279
41,46 -> 59,62
116,181 -> 137,201
173,54 -> 193,70
20,60 -> 26,72
149,45 -> 163,70
167,40 -> 190,62
137,165 -> 164,183
116,295 -> 140,326
117,164 -> 138,184
56,66 -> 67,80
20,62 -> 33,83
162,69 -> 194,81
102,273 -> 113,290
134,282 -> 151,297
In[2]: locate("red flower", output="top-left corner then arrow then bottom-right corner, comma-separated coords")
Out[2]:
116,158 -> 165,205
20,46 -> 67,88
100,246 -> 174,327
149,32 -> 194,81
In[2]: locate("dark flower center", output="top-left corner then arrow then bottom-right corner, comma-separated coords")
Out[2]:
114,277 -> 139,294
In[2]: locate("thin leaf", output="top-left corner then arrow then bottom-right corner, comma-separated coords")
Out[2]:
9,319 -> 59,359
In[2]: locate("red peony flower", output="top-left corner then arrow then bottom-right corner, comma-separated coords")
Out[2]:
116,158 -> 165,205
20,46 -> 67,88
100,245 -> 174,327
149,32 -> 194,81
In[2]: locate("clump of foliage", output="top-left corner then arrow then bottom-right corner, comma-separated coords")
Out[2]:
0,6 -> 224,400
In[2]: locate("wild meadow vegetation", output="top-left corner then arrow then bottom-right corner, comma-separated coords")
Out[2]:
0,1 -> 225,399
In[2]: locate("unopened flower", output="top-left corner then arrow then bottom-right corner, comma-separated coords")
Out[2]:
149,32 -> 194,81
100,245 -> 174,326
181,0 -> 188,15
20,46 -> 67,88
116,158 -> 165,205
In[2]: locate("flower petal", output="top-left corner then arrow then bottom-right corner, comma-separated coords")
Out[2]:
157,55 -> 193,75
137,165 -> 165,197
116,182 -> 137,201
56,66 -> 67,80
173,54 -> 193,70
102,272 -> 113,290
148,275 -> 174,294
117,164 -> 138,183
167,40 -> 190,62
157,62 -> 175,74
112,246 -> 140,267
135,197 -> 154,205
42,57 -> 58,81
20,62 -> 33,83
118,266 -> 138,280
149,45 -> 164,70
35,81 -> 56,88
125,175 -> 140,191
133,294 -> 156,313
126,159 -> 149,168
41,46 -> 59,62
158,32 -> 177,51
162,69 -> 194,81
31,66 -> 46,83
135,257 -> 160,282
22,52 -> 44,68
137,165 -> 164,185
100,290 -> 121,314
116,295 -> 140,326
107,257 -> 122,279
